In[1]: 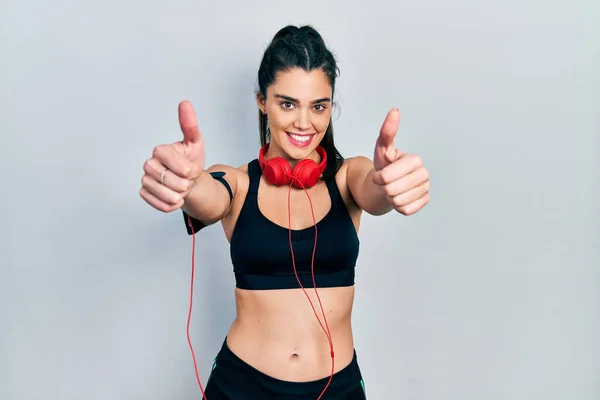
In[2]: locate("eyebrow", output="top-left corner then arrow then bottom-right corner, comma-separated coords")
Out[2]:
274,94 -> 331,104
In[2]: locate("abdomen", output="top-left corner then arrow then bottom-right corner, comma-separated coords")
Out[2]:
226,285 -> 356,382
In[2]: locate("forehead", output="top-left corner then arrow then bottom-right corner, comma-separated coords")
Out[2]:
268,67 -> 332,100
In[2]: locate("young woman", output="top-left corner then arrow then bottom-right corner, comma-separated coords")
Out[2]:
140,25 -> 430,399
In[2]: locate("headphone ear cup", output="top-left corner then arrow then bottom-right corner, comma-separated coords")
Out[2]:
292,159 -> 321,188
263,157 -> 292,186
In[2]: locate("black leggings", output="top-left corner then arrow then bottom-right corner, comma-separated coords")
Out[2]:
203,338 -> 368,399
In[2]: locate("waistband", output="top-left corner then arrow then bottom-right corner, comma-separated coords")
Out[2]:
209,338 -> 363,398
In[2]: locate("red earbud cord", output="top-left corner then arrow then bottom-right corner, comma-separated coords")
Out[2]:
186,214 -> 208,400
184,172 -> 334,400
288,176 -> 335,400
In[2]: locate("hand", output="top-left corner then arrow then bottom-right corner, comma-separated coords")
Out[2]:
140,100 -> 206,212
371,108 -> 430,215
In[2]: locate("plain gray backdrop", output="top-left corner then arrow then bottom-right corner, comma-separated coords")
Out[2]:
1,0 -> 598,399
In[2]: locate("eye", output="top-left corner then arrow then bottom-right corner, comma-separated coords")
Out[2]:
313,104 -> 327,112
280,101 -> 295,110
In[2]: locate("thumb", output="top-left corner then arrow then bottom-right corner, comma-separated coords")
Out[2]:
178,100 -> 202,144
377,108 -> 400,149
385,146 -> 401,164
373,108 -> 401,171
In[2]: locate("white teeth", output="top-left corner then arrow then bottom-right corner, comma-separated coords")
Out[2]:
289,133 -> 310,143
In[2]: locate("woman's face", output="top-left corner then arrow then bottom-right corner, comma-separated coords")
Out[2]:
258,67 -> 332,164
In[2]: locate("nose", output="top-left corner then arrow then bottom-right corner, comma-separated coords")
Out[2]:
293,109 -> 311,131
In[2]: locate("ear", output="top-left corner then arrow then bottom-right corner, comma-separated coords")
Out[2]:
256,92 -> 266,114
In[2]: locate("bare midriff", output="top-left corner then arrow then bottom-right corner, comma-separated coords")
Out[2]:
225,284 -> 356,382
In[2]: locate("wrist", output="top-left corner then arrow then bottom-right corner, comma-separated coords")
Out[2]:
184,169 -> 207,200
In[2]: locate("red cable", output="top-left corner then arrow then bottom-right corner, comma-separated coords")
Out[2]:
185,177 -> 334,400
288,177 -> 335,400
186,215 -> 208,400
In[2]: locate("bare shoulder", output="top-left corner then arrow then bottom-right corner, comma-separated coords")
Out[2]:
343,156 -> 374,178
234,163 -> 250,193
333,157 -> 372,223
342,155 -> 374,195
204,163 -> 250,196
339,155 -> 374,187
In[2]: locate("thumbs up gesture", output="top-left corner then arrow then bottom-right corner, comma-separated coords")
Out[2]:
371,109 -> 430,215
140,101 -> 206,213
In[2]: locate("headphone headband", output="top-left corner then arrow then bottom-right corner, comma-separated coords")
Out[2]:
258,143 -> 328,188
258,143 -> 327,173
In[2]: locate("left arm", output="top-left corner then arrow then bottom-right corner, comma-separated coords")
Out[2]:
346,156 -> 393,216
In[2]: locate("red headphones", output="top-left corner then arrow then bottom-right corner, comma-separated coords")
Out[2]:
258,143 -> 327,188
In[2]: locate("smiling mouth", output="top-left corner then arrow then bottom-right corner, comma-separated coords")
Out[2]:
286,132 -> 316,146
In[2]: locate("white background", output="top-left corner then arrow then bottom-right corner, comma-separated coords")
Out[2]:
1,0 -> 598,398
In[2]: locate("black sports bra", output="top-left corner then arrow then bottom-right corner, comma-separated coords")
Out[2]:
183,160 -> 360,290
